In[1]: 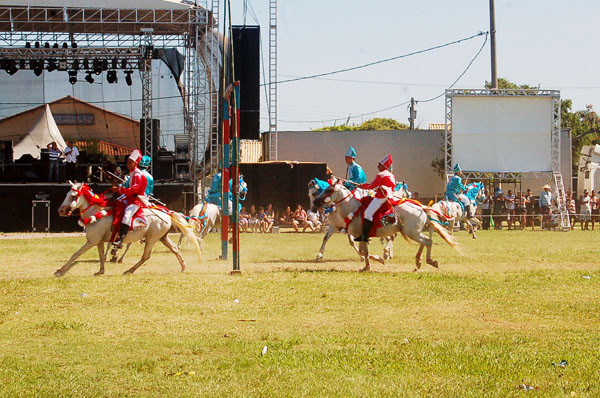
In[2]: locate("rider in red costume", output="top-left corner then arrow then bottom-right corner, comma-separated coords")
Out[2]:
355,153 -> 395,243
111,150 -> 148,248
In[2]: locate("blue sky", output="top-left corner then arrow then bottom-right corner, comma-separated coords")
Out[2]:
231,0 -> 598,131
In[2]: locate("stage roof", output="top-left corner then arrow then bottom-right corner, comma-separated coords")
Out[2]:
0,1 -> 207,35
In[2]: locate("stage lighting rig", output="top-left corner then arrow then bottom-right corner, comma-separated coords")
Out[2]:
47,59 -> 57,72
68,71 -> 77,85
124,70 -> 133,86
33,61 -> 43,76
58,60 -> 68,71
85,71 -> 95,84
72,60 -> 80,70
106,70 -> 118,84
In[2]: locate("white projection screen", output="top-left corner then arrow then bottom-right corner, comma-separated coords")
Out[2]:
452,96 -> 553,172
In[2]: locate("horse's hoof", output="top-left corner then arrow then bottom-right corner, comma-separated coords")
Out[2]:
123,270 -> 134,275
316,253 -> 323,261
94,271 -> 104,276
472,235 -> 477,240
359,266 -> 371,272
54,270 -> 63,277
117,259 -> 123,264
110,257 -> 118,263
412,268 -> 418,272
427,260 -> 439,269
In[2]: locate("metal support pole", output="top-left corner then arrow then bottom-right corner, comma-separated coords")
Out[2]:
141,30 -> 154,173
221,98 -> 230,261
231,81 -> 241,272
409,97 -> 416,130
489,0 -> 498,89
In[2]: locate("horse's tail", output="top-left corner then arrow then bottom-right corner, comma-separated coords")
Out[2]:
170,212 -> 203,263
425,209 -> 461,253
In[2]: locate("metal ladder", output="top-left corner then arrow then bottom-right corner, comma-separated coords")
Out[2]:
553,172 -> 571,231
268,0 -> 278,161
208,0 -> 221,177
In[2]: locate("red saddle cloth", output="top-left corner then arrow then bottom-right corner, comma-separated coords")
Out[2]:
109,201 -> 147,242
359,196 -> 398,237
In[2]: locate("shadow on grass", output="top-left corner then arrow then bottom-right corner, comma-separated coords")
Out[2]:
261,259 -> 358,264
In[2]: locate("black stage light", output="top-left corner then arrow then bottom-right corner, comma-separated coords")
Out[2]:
25,42 -> 31,48
93,59 -> 102,75
33,61 -> 43,76
106,70 -> 118,84
82,59 -> 89,69
124,70 -> 133,86
71,42 -> 77,48
6,60 -> 18,75
53,43 -> 59,49
102,59 -> 109,71
62,42 -> 68,49
112,58 -> 118,69
85,71 -> 95,84
35,41 -> 40,48
44,42 -> 50,48
19,59 -> 26,69
72,59 -> 80,70
68,71 -> 77,85
58,60 -> 68,70
47,59 -> 57,72
121,58 -> 127,69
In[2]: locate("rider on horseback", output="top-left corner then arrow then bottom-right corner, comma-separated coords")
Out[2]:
122,155 -> 154,196
445,163 -> 473,218
344,146 -> 367,191
112,150 -> 148,249
355,154 -> 395,243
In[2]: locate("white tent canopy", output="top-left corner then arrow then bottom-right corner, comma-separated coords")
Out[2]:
13,104 -> 67,160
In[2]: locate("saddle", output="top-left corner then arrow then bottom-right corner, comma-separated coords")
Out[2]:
353,196 -> 398,237
109,201 -> 147,242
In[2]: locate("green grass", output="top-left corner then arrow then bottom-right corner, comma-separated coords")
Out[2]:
0,230 -> 599,397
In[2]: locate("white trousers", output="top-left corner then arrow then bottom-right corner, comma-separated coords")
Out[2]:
122,204 -> 140,226
364,197 -> 386,221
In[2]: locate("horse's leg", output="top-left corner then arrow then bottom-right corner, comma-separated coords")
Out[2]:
383,236 -> 394,260
414,244 -> 424,272
54,241 -> 95,277
160,234 -> 186,272
359,241 -> 371,272
422,233 -> 438,269
316,225 -> 336,261
117,243 -> 132,263
448,219 -> 455,235
176,232 -> 185,249
95,243 -> 106,276
347,234 -> 365,260
123,241 -> 154,275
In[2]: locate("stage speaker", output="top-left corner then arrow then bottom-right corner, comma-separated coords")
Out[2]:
139,119 -> 161,172
0,140 -> 13,163
232,25 -> 260,140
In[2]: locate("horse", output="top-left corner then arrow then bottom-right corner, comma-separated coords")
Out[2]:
310,177 -> 459,272
307,178 -> 409,263
56,182 -> 202,276
177,176 -> 248,248
428,182 -> 485,239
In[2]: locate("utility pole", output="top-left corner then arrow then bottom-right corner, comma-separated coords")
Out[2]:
489,0 -> 498,89
409,98 -> 416,130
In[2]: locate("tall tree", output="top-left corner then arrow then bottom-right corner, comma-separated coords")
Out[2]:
313,117 -> 409,131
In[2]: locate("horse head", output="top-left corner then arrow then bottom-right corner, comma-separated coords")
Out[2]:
310,177 -> 347,212
238,175 -> 248,200
58,181 -> 86,217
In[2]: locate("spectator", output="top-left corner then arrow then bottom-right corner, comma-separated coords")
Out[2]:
591,190 -> 599,230
304,208 -> 322,232
493,188 -> 504,230
516,191 -> 528,230
263,204 -> 275,233
239,206 -> 249,232
279,206 -> 292,225
539,184 -> 553,230
248,205 -> 259,232
47,141 -> 62,182
566,191 -> 576,230
480,189 -> 491,230
504,189 -> 516,230
580,189 -> 591,230
64,140 -> 79,181
257,206 -> 267,233
525,188 -> 536,230
291,204 -> 307,232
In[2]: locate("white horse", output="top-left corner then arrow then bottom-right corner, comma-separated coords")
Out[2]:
311,178 -> 459,272
428,182 -> 485,239
56,182 -> 201,276
308,179 -> 403,263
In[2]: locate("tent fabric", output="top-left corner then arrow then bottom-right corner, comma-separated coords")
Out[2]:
13,104 -> 67,160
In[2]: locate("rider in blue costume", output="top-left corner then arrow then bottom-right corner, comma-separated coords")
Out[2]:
344,146 -> 367,191
206,172 -> 245,212
445,163 -> 473,218
122,155 -> 154,197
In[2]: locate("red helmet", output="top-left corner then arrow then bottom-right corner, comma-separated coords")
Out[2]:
378,154 -> 392,169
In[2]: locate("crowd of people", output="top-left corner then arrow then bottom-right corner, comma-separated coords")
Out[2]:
238,203 -> 325,233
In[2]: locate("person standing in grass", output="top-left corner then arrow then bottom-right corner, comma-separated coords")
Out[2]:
590,190 -> 599,230
580,189 -> 591,230
481,189 -> 491,230
525,188 -> 536,230
504,189 -> 516,230
566,191 -> 576,230
539,184 -> 553,230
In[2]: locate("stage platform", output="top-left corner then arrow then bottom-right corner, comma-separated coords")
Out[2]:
0,182 -> 193,232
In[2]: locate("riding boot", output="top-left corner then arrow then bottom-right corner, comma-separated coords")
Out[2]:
112,223 -> 129,249
355,219 -> 372,242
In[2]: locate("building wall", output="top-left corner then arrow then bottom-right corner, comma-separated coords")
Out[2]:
0,100 -> 139,149
276,130 -> 446,199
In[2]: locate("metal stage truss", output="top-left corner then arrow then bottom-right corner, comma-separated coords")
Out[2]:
0,2 -> 221,197
444,88 -> 569,230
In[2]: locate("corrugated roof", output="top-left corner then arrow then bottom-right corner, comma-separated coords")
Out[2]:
73,140 -> 133,157
428,123 -> 447,130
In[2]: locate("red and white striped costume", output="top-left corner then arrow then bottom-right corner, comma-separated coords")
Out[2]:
361,154 -> 396,221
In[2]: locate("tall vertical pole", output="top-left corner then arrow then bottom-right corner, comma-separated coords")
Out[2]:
231,81 -> 241,272
221,98 -> 230,261
409,97 -> 416,130
489,0 -> 498,89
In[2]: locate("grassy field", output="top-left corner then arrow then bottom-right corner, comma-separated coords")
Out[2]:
0,229 -> 599,397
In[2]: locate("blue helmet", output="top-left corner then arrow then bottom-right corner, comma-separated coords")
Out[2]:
139,155 -> 151,168
345,146 -> 357,158
453,163 -> 462,173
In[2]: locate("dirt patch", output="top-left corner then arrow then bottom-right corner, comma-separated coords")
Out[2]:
0,232 -> 86,240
